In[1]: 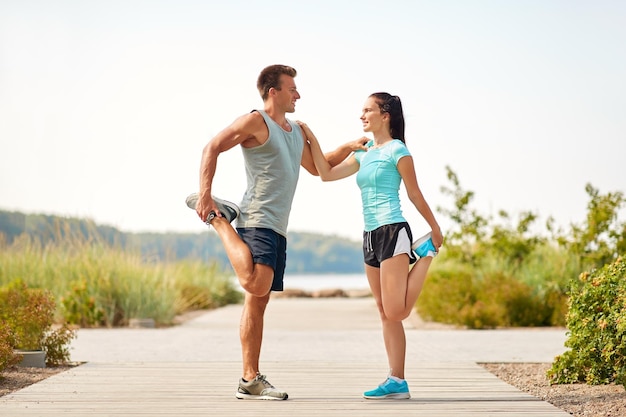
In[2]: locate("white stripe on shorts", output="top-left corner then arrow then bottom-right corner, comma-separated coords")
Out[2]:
393,227 -> 412,258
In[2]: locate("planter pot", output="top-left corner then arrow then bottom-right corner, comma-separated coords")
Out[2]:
15,349 -> 46,368
129,318 -> 155,328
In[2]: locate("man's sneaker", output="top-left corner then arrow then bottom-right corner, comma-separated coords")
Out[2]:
412,232 -> 437,258
185,193 -> 240,224
185,193 -> 199,210
363,377 -> 411,399
235,373 -> 288,400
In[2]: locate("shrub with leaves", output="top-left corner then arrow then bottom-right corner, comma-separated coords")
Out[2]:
42,324 -> 76,366
427,167 -> 625,329
419,264 -> 556,329
0,279 -> 55,350
0,279 -> 76,366
550,184 -> 626,273
61,279 -> 105,327
0,323 -> 20,374
548,256 -> 626,387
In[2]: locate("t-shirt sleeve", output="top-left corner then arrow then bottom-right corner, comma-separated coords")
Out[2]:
392,141 -> 411,165
354,140 -> 374,164
354,149 -> 365,163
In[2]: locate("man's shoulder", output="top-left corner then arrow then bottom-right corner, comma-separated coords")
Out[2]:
231,110 -> 269,147
239,109 -> 264,122
231,110 -> 265,130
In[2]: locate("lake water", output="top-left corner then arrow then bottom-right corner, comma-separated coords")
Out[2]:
232,273 -> 370,292
285,273 -> 369,291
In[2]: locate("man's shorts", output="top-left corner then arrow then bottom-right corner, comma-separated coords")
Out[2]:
363,222 -> 418,268
237,227 -> 287,291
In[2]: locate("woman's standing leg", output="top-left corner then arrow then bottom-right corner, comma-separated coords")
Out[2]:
366,261 -> 408,380
370,253 -> 434,378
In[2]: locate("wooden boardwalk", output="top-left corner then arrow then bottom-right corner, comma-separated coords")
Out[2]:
1,361 -> 568,416
0,297 -> 570,416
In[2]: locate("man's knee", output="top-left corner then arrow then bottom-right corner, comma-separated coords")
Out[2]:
240,264 -> 274,297
245,284 -> 271,298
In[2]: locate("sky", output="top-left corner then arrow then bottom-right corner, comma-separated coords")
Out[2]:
1,0 -> 624,243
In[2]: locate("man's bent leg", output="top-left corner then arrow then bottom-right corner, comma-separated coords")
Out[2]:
210,218 -> 274,296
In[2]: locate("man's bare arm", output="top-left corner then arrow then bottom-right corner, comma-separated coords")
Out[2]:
197,113 -> 266,221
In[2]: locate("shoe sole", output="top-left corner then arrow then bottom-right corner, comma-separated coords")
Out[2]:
363,392 -> 411,400
235,392 -> 288,400
411,231 -> 432,251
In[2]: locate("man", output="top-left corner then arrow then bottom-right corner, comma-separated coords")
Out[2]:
187,64 -> 366,400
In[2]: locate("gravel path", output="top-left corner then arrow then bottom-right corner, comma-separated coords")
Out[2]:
482,363 -> 625,417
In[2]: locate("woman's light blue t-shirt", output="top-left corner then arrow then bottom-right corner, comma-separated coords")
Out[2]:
354,139 -> 411,232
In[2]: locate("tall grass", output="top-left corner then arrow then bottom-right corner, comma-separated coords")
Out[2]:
0,230 -> 241,327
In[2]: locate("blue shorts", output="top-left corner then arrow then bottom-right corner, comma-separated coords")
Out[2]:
363,222 -> 417,268
237,227 -> 287,292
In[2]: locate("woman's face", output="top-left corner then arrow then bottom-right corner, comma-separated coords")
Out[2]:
360,96 -> 386,133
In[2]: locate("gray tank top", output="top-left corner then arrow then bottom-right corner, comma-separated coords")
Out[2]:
236,110 -> 304,237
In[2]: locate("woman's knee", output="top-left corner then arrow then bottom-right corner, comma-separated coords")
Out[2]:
382,304 -> 411,322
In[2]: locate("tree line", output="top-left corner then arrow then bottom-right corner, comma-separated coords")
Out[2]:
0,210 -> 364,275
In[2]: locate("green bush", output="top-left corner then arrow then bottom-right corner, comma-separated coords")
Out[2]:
416,261 -> 474,325
0,280 -> 76,366
0,323 -> 19,374
418,261 -> 561,329
42,324 -> 76,366
61,279 -> 105,327
423,167 -> 624,329
0,279 -> 56,350
548,256 -> 626,387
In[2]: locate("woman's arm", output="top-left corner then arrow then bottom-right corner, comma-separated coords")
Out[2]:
298,122 -> 360,181
397,156 -> 443,249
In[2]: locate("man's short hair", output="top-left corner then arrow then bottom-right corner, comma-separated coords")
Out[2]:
257,65 -> 297,101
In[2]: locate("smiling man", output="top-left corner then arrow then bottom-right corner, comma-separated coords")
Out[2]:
186,64 -> 367,400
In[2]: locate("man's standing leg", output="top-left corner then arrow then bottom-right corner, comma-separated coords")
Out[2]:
209,218 -> 288,400
240,291 -> 270,380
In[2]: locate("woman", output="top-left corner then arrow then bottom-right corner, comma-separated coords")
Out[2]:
298,92 -> 443,399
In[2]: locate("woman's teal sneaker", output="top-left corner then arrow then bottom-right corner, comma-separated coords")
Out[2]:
363,377 -> 410,399
411,232 -> 437,258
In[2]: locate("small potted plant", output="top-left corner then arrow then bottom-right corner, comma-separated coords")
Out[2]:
0,279 -> 76,367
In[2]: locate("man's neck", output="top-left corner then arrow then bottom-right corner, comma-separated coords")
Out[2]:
264,106 -> 290,131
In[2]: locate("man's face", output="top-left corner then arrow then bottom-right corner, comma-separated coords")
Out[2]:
274,75 -> 300,113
